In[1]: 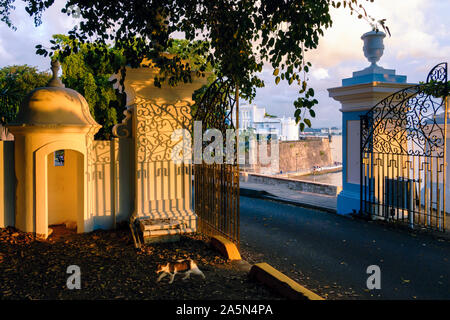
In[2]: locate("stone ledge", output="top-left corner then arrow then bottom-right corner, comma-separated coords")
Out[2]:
210,235 -> 241,261
241,173 -> 340,196
249,263 -> 324,300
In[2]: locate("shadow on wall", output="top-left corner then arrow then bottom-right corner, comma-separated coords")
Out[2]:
0,141 -> 15,228
89,138 -> 134,231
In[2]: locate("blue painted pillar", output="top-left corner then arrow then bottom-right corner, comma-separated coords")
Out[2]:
327,31 -> 412,215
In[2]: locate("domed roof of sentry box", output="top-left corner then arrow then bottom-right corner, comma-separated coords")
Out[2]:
10,60 -> 100,128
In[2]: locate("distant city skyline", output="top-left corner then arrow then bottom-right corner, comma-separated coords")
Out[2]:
1,0 -> 449,128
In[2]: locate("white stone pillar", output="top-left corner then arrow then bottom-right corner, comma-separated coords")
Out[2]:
327,31 -> 413,215
120,64 -> 207,236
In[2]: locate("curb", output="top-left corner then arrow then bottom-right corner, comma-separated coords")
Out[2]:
210,235 -> 242,261
239,187 -> 271,198
263,194 -> 337,214
240,187 -> 337,214
249,262 -> 324,300
209,235 -> 324,300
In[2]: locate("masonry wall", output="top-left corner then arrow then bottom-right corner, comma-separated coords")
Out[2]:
279,138 -> 332,172
243,137 -> 333,174
0,138 -> 133,232
241,172 -> 342,196
47,149 -> 83,226
89,140 -> 114,230
89,139 -> 133,231
115,138 -> 134,224
0,141 -> 15,228
329,135 -> 342,164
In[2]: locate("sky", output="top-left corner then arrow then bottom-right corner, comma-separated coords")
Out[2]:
0,0 -> 449,128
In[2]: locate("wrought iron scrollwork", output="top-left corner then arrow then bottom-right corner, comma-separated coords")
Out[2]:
193,78 -> 238,163
360,62 -> 448,231
426,62 -> 448,84
134,96 -> 192,162
193,78 -> 237,133
192,77 -> 240,246
361,62 -> 448,158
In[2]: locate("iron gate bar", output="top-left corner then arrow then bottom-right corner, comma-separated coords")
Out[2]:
360,62 -> 448,231
193,78 -> 240,246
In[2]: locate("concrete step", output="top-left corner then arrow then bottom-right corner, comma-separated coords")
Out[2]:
143,234 -> 181,244
139,218 -> 181,232
142,227 -> 195,238
138,209 -> 196,220
138,217 -> 197,244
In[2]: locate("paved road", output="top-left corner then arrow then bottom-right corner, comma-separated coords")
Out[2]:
239,196 -> 450,300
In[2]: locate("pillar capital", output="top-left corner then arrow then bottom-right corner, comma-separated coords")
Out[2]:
328,81 -> 414,113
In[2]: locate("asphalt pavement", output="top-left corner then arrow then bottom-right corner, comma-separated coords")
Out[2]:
239,195 -> 450,300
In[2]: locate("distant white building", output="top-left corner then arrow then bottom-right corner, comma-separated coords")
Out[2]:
330,127 -> 342,135
236,104 -> 299,141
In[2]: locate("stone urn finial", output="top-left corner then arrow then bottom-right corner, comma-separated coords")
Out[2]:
361,30 -> 386,66
47,59 -> 65,88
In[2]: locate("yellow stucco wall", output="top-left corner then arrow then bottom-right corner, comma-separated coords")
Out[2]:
0,141 -> 15,228
4,62 -> 209,237
47,149 -> 83,227
115,138 -> 134,223
7,131 -> 89,237
89,140 -> 115,230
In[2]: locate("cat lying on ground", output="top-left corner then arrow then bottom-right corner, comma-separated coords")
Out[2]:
156,259 -> 206,284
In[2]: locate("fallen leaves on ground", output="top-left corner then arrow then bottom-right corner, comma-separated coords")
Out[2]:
0,226 -> 282,300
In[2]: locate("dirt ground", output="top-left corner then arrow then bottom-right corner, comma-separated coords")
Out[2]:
0,225 -> 283,300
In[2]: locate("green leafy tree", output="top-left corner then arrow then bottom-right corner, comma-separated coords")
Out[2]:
51,36 -> 213,139
2,0 -> 385,131
51,34 -> 127,139
167,38 -> 217,84
0,64 -> 50,124
166,38 -> 218,117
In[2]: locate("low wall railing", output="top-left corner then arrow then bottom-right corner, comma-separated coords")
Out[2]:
240,172 -> 342,197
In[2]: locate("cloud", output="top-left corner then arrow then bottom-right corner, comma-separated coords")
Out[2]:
256,0 -> 450,127
0,0 -> 78,70
312,68 -> 330,81
0,0 -> 449,129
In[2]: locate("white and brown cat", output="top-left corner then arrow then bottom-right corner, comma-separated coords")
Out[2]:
156,259 -> 206,284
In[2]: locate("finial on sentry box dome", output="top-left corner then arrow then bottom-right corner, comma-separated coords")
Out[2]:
47,59 -> 65,88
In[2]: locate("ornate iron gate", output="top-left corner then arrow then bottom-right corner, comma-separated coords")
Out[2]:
360,63 -> 448,231
193,78 -> 240,246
